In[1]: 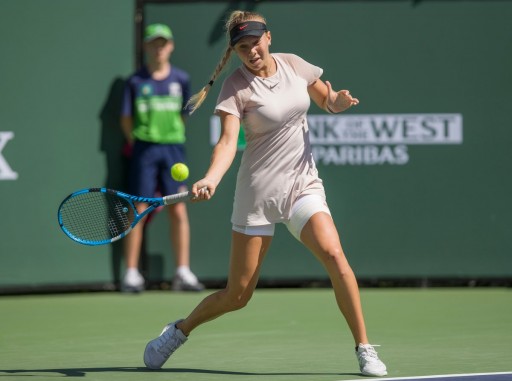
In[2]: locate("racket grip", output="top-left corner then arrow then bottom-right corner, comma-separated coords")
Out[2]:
162,191 -> 192,205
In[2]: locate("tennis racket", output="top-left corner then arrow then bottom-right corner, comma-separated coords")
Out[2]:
57,187 -> 192,246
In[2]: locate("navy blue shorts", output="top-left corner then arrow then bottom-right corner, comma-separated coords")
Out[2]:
128,141 -> 187,197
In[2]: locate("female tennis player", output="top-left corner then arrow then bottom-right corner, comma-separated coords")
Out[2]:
143,10 -> 387,377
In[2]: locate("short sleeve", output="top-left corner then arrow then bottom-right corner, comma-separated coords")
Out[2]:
214,68 -> 253,119
215,81 -> 242,118
278,53 -> 323,85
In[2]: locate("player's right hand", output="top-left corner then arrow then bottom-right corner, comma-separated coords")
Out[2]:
191,180 -> 215,202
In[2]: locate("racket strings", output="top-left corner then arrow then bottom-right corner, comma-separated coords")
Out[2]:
59,192 -> 135,243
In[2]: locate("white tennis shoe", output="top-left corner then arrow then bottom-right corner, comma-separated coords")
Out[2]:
356,343 -> 388,376
144,320 -> 187,369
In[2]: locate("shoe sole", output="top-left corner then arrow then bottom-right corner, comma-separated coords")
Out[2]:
361,369 -> 388,377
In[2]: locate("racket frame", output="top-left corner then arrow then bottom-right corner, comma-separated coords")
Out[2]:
57,187 -> 191,246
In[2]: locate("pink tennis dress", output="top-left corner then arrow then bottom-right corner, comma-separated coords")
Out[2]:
215,53 -> 327,226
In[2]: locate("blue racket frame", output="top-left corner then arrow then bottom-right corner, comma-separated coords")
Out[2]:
57,187 -> 190,246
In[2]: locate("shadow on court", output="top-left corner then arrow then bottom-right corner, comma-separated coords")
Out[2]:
3,369 -> 511,381
0,367 -> 361,378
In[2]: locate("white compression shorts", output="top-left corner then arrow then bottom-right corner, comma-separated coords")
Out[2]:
232,194 -> 331,241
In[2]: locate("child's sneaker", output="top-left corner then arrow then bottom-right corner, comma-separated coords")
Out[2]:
121,269 -> 144,293
144,320 -> 187,369
356,343 -> 388,376
172,269 -> 204,291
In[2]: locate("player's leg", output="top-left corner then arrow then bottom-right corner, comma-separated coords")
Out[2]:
178,229 -> 273,334
300,212 -> 368,344
144,227 -> 273,369
294,201 -> 387,377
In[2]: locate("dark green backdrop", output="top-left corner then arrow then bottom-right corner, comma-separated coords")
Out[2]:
1,0 -> 510,290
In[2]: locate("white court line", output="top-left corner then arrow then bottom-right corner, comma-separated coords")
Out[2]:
340,371 -> 512,381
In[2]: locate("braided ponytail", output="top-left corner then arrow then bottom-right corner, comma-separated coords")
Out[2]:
186,46 -> 234,114
186,10 -> 266,114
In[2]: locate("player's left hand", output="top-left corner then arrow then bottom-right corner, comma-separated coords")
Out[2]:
326,80 -> 359,113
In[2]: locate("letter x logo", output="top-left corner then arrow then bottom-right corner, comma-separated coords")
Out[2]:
0,132 -> 18,180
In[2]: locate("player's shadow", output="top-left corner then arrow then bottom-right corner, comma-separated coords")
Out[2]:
0,367 -> 361,378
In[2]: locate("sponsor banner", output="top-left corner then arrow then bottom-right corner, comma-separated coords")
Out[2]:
312,144 -> 410,166
209,114 -> 463,165
308,114 -> 462,145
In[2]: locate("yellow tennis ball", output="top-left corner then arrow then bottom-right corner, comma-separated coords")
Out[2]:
170,163 -> 189,181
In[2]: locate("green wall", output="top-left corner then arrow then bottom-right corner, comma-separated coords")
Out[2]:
0,1 -> 510,290
0,0 -> 134,288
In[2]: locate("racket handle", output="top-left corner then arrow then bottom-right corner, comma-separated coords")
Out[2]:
163,191 -> 192,205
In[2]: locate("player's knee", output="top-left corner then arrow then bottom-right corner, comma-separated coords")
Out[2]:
222,289 -> 253,311
320,247 -> 346,269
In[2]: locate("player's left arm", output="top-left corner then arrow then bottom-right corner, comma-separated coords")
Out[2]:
308,79 -> 359,113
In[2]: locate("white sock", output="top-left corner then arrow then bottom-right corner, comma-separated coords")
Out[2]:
126,267 -> 141,276
176,266 -> 191,277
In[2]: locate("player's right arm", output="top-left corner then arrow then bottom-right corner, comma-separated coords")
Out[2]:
191,111 -> 240,200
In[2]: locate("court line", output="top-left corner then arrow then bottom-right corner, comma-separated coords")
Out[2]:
340,371 -> 512,381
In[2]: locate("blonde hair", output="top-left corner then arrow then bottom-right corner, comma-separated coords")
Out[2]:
186,10 -> 267,114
